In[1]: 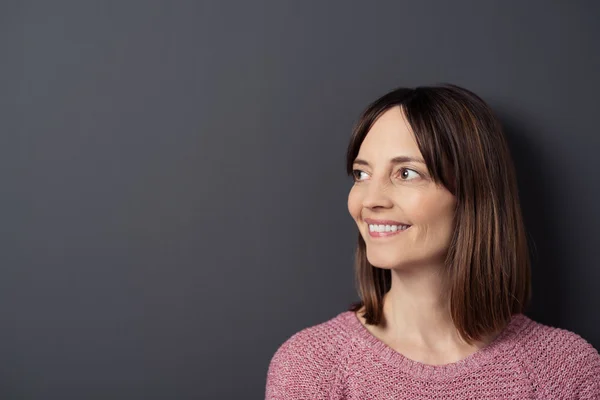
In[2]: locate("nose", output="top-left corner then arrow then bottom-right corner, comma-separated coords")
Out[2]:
361,178 -> 394,209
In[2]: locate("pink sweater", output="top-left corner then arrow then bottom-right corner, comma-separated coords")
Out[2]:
266,310 -> 600,399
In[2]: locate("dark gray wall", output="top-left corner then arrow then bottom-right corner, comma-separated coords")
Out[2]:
2,1 -> 599,399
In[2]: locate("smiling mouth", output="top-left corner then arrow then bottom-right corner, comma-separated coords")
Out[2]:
367,224 -> 411,238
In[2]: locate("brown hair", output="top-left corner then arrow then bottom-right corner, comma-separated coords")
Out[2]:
346,83 -> 531,344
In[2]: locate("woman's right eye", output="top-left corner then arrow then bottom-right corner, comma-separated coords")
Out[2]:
352,169 -> 367,181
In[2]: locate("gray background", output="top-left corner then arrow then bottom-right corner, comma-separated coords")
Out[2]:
1,1 -> 599,399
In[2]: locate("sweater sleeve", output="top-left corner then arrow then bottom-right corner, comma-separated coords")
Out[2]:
520,325 -> 600,399
265,325 -> 347,400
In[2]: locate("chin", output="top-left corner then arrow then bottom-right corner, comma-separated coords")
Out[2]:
366,252 -> 406,270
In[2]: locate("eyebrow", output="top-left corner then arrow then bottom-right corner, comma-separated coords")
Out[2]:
353,156 -> 426,166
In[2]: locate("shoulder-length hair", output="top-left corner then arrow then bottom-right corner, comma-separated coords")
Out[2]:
347,83 -> 531,344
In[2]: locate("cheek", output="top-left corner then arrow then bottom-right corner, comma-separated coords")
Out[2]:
410,194 -> 455,232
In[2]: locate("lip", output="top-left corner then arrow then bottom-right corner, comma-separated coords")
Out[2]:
367,225 -> 411,238
364,218 -> 412,238
364,218 -> 411,226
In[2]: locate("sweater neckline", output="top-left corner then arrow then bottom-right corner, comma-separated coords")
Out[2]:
342,310 -> 530,380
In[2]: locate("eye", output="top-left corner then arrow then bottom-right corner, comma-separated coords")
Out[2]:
351,169 -> 367,182
398,168 -> 420,180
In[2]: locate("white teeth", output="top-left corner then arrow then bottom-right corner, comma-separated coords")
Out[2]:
369,224 -> 410,233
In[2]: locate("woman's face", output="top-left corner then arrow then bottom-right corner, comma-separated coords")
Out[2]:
347,107 -> 456,270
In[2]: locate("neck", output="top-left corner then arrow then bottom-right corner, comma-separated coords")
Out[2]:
382,263 -> 465,350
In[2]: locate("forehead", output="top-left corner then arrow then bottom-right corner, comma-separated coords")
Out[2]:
357,107 -> 422,161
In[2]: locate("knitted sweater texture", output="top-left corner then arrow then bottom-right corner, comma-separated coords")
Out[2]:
266,311 -> 600,399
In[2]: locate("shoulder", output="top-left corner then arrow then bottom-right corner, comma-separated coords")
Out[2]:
513,315 -> 600,398
265,311 -> 355,399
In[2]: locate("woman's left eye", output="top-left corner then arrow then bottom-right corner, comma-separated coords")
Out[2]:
399,168 -> 420,180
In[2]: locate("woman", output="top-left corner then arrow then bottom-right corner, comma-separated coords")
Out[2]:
265,84 -> 600,399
